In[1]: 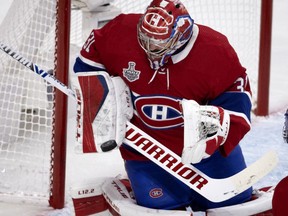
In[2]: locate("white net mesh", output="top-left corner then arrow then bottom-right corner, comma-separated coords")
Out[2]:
0,0 -> 57,201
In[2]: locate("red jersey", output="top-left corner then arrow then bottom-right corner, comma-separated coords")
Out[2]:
74,14 -> 252,161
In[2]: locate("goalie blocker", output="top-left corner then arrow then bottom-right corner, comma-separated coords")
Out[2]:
70,71 -> 133,153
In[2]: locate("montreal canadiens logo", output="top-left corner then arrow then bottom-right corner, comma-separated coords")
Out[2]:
143,7 -> 173,36
149,188 -> 163,198
134,95 -> 183,129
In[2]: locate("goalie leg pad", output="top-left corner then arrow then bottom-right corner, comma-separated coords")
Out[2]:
71,180 -> 109,216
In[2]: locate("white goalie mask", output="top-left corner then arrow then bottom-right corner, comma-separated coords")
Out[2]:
137,0 -> 194,70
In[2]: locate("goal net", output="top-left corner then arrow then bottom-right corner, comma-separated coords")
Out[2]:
0,0 -> 69,208
0,0 -> 267,209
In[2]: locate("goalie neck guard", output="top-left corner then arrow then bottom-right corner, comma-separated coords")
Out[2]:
137,0 -> 194,70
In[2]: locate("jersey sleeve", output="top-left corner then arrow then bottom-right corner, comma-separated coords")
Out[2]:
73,28 -> 106,73
73,14 -> 124,74
208,73 -> 252,156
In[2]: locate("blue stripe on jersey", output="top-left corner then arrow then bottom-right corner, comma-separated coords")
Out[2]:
73,57 -> 104,73
208,92 -> 252,121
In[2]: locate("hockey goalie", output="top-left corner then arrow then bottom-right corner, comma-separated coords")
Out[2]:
70,0 -> 279,215
71,71 -> 278,216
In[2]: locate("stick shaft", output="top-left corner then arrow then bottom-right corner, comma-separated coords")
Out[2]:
124,121 -> 278,202
0,42 -> 76,100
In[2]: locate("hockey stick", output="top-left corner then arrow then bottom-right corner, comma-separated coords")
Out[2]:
0,41 -> 278,202
124,122 -> 277,202
0,42 -> 77,101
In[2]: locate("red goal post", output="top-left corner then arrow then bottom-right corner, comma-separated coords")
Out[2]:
49,0 -> 71,209
257,0 -> 273,116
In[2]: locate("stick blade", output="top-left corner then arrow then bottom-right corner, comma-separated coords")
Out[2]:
232,150 -> 278,193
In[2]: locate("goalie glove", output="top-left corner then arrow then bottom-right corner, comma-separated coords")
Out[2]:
181,99 -> 230,164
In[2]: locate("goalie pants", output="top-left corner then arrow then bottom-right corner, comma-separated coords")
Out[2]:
124,145 -> 252,211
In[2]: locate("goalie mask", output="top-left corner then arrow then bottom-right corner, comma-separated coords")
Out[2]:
137,0 -> 194,70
